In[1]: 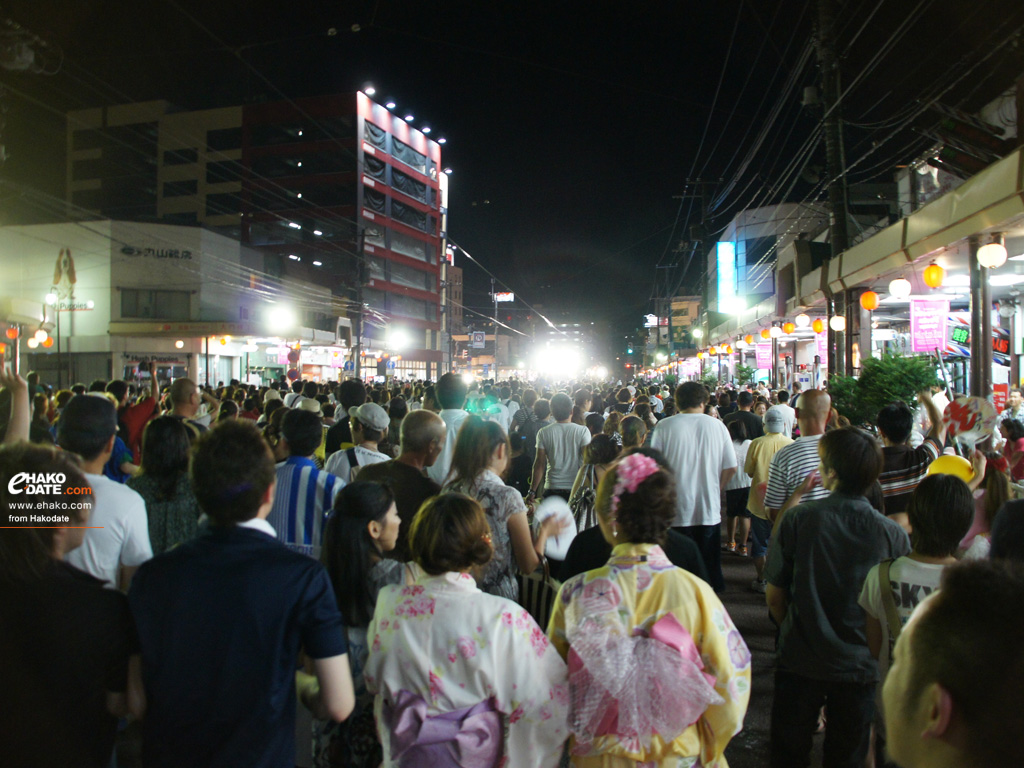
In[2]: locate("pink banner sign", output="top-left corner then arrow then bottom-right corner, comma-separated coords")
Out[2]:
910,299 -> 950,353
755,343 -> 772,369
816,333 -> 828,361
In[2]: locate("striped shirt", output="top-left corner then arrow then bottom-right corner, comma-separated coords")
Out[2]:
878,437 -> 941,515
267,456 -> 344,558
764,434 -> 829,511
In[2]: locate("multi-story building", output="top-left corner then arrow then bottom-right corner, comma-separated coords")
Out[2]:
65,92 -> 445,380
0,221 -> 343,387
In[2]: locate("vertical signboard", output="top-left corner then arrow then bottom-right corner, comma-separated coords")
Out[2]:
755,343 -> 772,369
910,299 -> 950,353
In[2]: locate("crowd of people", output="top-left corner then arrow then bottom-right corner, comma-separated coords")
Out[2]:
1,365 -> 1023,768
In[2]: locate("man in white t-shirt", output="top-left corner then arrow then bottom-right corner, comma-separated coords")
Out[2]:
650,382 -> 736,591
325,402 -> 392,482
765,389 -> 797,438
529,393 -> 591,502
426,373 -> 470,485
59,394 -> 152,590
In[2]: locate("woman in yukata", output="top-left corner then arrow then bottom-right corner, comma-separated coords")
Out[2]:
365,492 -> 569,768
548,448 -> 752,767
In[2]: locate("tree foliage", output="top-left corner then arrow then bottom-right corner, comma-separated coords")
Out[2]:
829,354 -> 939,427
735,364 -> 756,386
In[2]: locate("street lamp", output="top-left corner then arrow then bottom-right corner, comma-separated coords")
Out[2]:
45,294 -> 63,389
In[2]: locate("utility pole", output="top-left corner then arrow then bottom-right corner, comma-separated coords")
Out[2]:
353,233 -> 365,380
817,0 -> 849,377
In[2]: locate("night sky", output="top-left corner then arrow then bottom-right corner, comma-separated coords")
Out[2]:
3,0 -> 1024,342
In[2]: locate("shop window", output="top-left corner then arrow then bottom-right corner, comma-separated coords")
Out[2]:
121,289 -> 190,320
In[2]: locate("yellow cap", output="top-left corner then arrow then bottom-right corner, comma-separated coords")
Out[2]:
925,454 -> 975,483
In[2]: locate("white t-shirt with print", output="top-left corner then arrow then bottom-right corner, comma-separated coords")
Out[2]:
858,556 -> 948,675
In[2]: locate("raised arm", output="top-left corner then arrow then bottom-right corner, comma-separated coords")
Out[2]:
1,366 -> 30,444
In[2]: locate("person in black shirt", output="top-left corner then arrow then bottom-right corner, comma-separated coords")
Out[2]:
0,443 -> 137,768
724,391 -> 764,440
325,379 -> 368,457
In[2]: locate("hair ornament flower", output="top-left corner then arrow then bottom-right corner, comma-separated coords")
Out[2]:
610,453 -> 661,514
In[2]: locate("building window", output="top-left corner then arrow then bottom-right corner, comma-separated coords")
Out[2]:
206,160 -> 240,184
163,148 -> 198,166
207,127 -> 242,151
163,180 -> 198,198
121,289 -> 190,320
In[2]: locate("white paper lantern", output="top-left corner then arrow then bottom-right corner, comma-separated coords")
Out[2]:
978,242 -> 1008,269
888,277 -> 912,300
795,313 -> 810,328
769,325 -> 783,338
829,315 -> 847,332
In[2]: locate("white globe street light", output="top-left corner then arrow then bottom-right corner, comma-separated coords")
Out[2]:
830,315 -> 847,332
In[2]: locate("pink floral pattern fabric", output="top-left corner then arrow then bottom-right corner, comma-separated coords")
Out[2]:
366,570 -> 569,767
548,543 -> 751,767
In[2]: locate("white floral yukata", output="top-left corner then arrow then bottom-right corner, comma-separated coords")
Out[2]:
365,570 -> 569,767
548,543 -> 751,767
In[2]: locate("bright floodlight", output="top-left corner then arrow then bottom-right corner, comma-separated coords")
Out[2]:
266,304 -> 298,332
404,114 -> 414,122
364,85 -> 376,96
386,101 -> 397,109
692,328 -> 704,339
443,168 -> 453,175
389,328 -> 411,351
532,347 -> 582,379
313,229 -> 323,236
595,366 -> 609,379
45,292 -> 57,305
438,137 -> 447,144
422,126 -> 431,134
462,373 -> 475,385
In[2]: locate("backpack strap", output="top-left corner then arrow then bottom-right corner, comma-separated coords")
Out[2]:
346,446 -> 360,468
878,559 -> 903,642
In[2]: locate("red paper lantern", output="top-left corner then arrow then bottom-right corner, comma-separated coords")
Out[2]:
923,262 -> 945,289
783,322 -> 796,334
860,290 -> 880,311
812,318 -> 825,334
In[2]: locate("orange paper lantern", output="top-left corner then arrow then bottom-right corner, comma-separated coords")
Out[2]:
860,290 -> 880,311
709,346 -> 718,355
697,351 -> 703,359
4,327 -> 17,339
42,337 -> 54,348
783,322 -> 796,334
724,345 -> 733,354
923,262 -> 945,289
744,334 -> 754,344
760,328 -> 770,339
812,318 -> 825,333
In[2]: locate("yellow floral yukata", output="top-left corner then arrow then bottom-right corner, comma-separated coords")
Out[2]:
548,543 -> 751,767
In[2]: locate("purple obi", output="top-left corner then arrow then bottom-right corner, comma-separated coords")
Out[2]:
384,689 -> 503,768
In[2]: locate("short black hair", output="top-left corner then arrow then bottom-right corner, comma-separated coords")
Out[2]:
738,391 -> 754,408
1002,418 -> 1024,442
675,381 -> 709,410
908,474 -> 973,557
57,394 -> 117,461
777,390 -> 790,403
191,420 -> 276,526
436,372 -> 468,410
991,499 -> 1024,563
105,380 -> 129,404
819,427 -> 883,495
282,409 -> 324,457
876,402 -> 914,444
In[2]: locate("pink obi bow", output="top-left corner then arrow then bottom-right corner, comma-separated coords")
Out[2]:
567,612 -> 723,747
385,689 -> 503,768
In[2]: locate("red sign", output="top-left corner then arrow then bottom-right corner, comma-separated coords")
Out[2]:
994,383 -> 1009,413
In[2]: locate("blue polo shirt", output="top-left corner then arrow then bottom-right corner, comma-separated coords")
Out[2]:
128,524 -> 347,768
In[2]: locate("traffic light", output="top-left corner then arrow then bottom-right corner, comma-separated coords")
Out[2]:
627,347 -> 634,354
